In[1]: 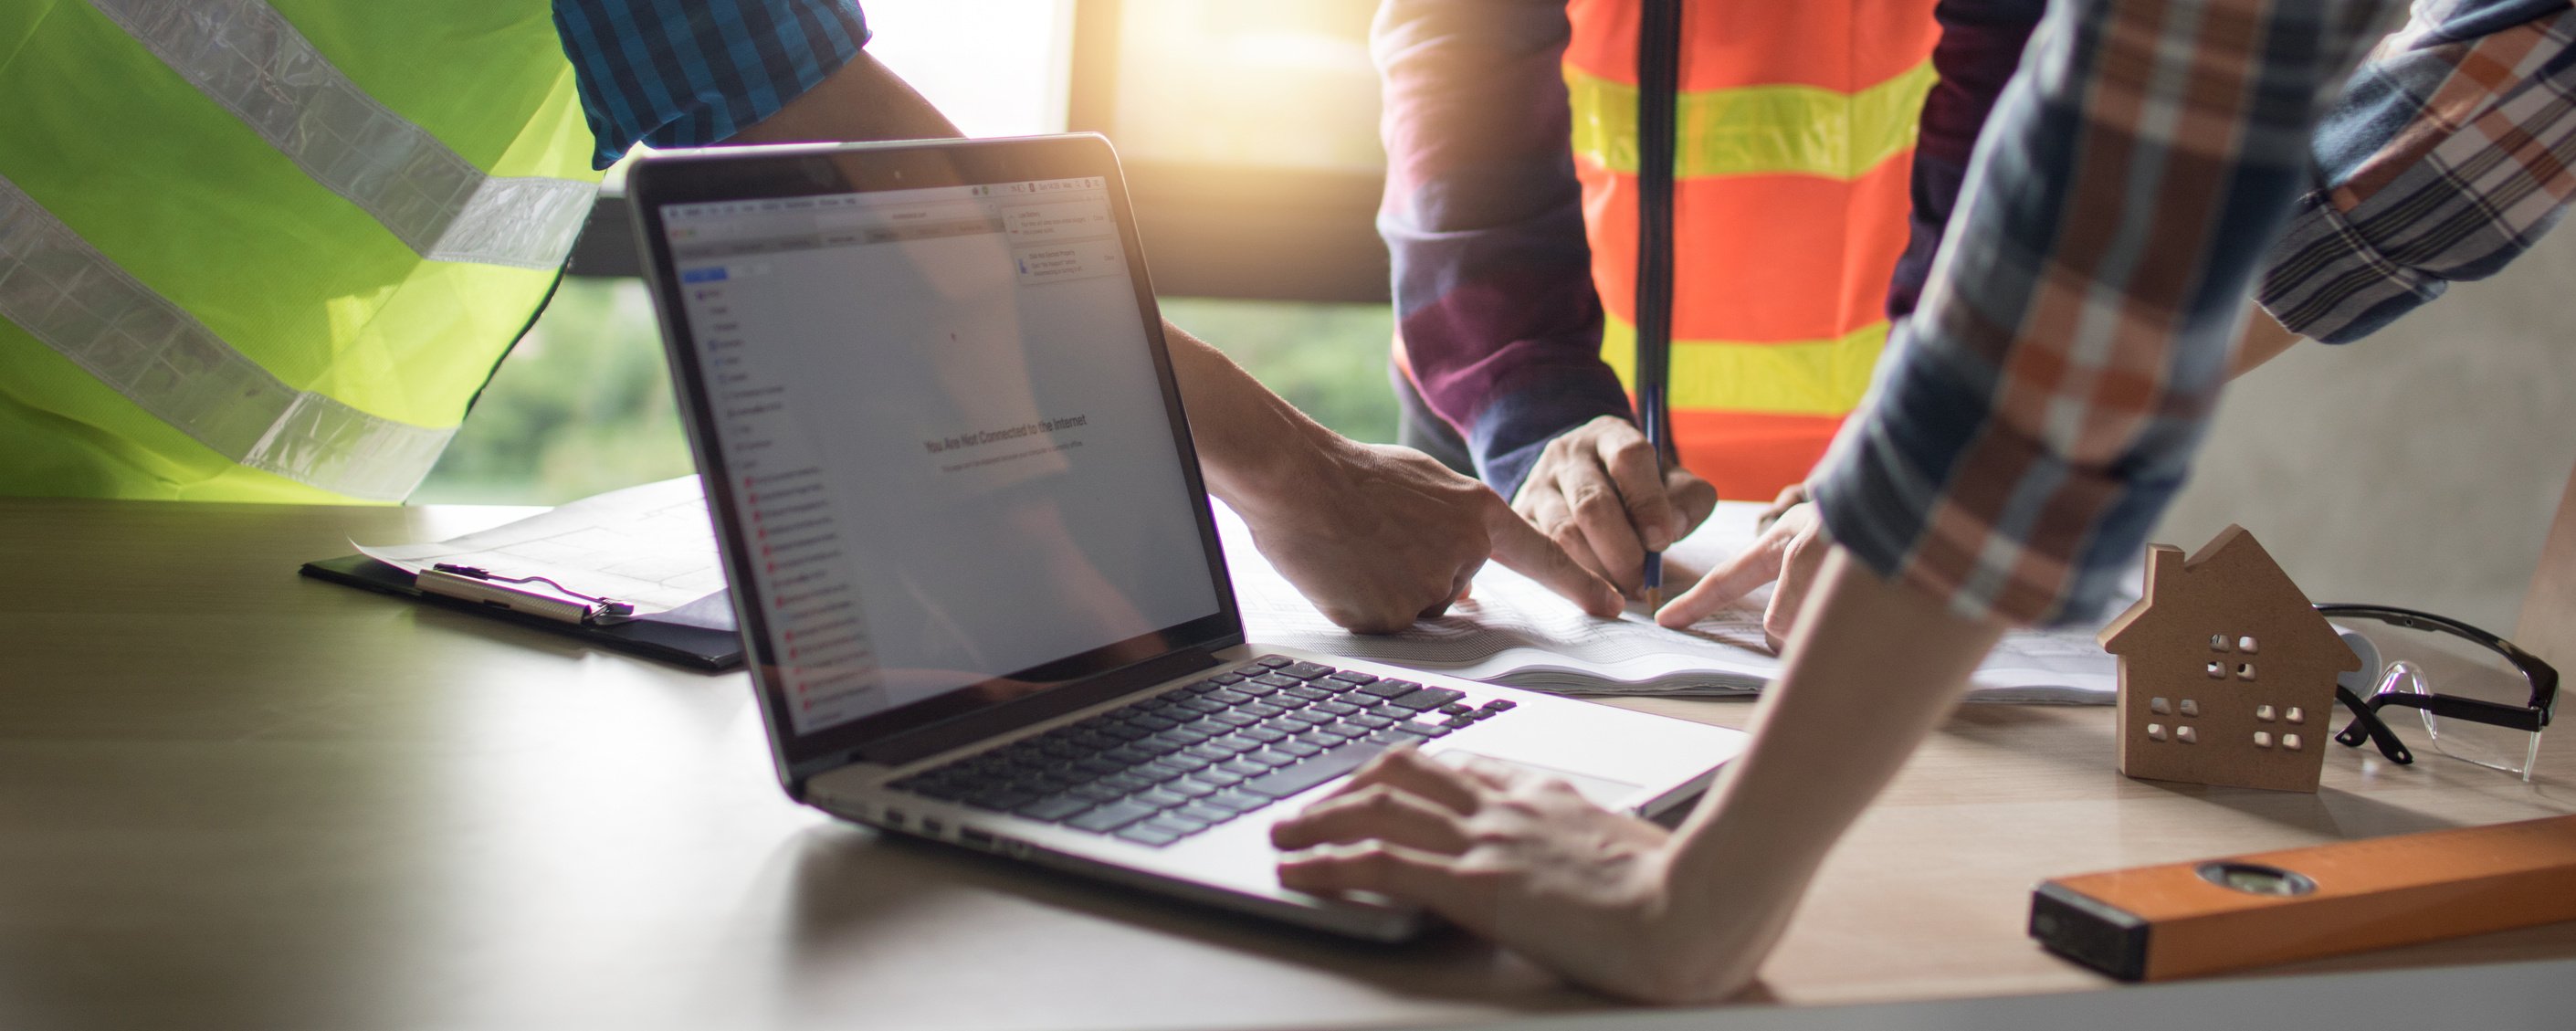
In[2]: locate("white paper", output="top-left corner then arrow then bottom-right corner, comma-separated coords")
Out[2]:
1222,500 -> 2117,704
361,476 -> 725,615
364,474 -> 2119,703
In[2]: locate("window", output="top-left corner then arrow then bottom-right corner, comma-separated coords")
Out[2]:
415,0 -> 1398,504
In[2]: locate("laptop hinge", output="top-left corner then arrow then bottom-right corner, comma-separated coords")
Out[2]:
850,646 -> 1227,770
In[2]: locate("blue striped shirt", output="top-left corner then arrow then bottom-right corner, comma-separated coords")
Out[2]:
552,0 -> 872,169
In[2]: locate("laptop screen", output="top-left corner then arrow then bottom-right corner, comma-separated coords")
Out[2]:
647,147 -> 1232,759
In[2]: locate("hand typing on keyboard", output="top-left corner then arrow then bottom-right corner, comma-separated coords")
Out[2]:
1270,747 -> 1682,1003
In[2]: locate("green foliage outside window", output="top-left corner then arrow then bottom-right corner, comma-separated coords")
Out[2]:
412,279 -> 1399,506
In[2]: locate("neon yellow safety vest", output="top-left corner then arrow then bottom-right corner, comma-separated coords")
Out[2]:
0,0 -> 602,502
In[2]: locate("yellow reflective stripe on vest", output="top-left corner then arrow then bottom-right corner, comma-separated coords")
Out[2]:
1601,314 -> 1885,416
0,174 -> 451,500
89,0 -> 594,270
1567,59 -> 1937,180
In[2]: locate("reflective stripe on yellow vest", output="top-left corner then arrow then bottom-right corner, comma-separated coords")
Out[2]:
1564,0 -> 1937,500
0,0 -> 600,501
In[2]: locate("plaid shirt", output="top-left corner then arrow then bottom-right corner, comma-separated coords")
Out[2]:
1812,0 -> 2403,627
2258,0 -> 2576,342
1893,0 -> 2576,342
552,0 -> 871,169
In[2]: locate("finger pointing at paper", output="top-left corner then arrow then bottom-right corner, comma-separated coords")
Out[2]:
1653,500 -> 1826,651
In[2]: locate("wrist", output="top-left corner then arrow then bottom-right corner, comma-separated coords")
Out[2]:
1208,421 -> 1357,522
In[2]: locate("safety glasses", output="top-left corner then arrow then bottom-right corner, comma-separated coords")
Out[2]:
2320,605 -> 2559,781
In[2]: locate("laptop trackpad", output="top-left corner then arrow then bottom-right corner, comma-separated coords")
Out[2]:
1435,751 -> 1639,808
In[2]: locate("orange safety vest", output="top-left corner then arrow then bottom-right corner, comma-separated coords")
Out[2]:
1564,0 -> 1938,500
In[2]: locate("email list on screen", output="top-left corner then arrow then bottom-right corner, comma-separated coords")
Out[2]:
664,179 -> 1220,736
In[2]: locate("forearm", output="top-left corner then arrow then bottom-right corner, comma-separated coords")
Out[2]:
1650,548 -> 2003,997
1376,0 -> 1623,496
1160,321 -> 1351,517
2231,305 -> 2304,378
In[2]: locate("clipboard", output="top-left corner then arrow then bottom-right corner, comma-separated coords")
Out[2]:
300,554 -> 744,671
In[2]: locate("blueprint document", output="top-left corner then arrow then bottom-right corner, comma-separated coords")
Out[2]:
1223,501 -> 2119,704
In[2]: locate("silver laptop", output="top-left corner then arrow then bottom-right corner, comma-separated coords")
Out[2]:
630,135 -> 1746,940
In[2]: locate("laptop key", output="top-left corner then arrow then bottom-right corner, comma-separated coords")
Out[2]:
1183,743 -> 1235,763
1250,673 -> 1303,690
1178,803 -> 1240,825
1133,761 -> 1192,783
1097,773 -> 1155,793
1012,778 -> 1070,799
1231,680 -> 1278,698
1115,825 -> 1183,847
1101,722 -> 1153,742
1199,789 -> 1271,814
1253,655 -> 1297,668
1323,670 -> 1378,685
1073,757 -> 1125,777
1204,689 -> 1251,706
1273,739 -> 1324,758
1189,768 -> 1247,788
1069,801 -> 1160,834
1164,779 -> 1218,799
1280,662 -> 1336,680
1237,701 -> 1285,719
1071,783 -> 1129,803
1130,788 -> 1192,810
1241,749 -> 1299,769
1393,721 -> 1451,738
1129,713 -> 1179,731
1388,688 -> 1467,711
1144,815 -> 1209,836
1239,726 -> 1288,744
1355,680 -> 1416,700
1217,759 -> 1273,778
1310,700 -> 1361,717
1240,742 -> 1388,799
966,788 -> 1037,812
1015,795 -> 1094,823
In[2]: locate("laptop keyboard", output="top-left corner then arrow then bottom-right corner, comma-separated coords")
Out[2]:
887,655 -> 1517,847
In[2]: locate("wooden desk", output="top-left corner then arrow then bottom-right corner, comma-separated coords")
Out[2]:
4,498 -> 2571,1031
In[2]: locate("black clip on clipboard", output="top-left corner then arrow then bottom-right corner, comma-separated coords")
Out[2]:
299,554 -> 744,671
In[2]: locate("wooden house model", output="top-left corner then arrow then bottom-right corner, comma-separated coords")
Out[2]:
2098,525 -> 2361,793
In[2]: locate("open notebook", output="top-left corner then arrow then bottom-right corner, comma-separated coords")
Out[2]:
1220,503 -> 2119,704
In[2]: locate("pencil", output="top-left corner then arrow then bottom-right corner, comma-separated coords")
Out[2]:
1640,380 -> 1666,613
1635,0 -> 1680,615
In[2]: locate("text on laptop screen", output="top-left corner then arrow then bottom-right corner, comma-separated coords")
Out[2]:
661,178 -> 1222,737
